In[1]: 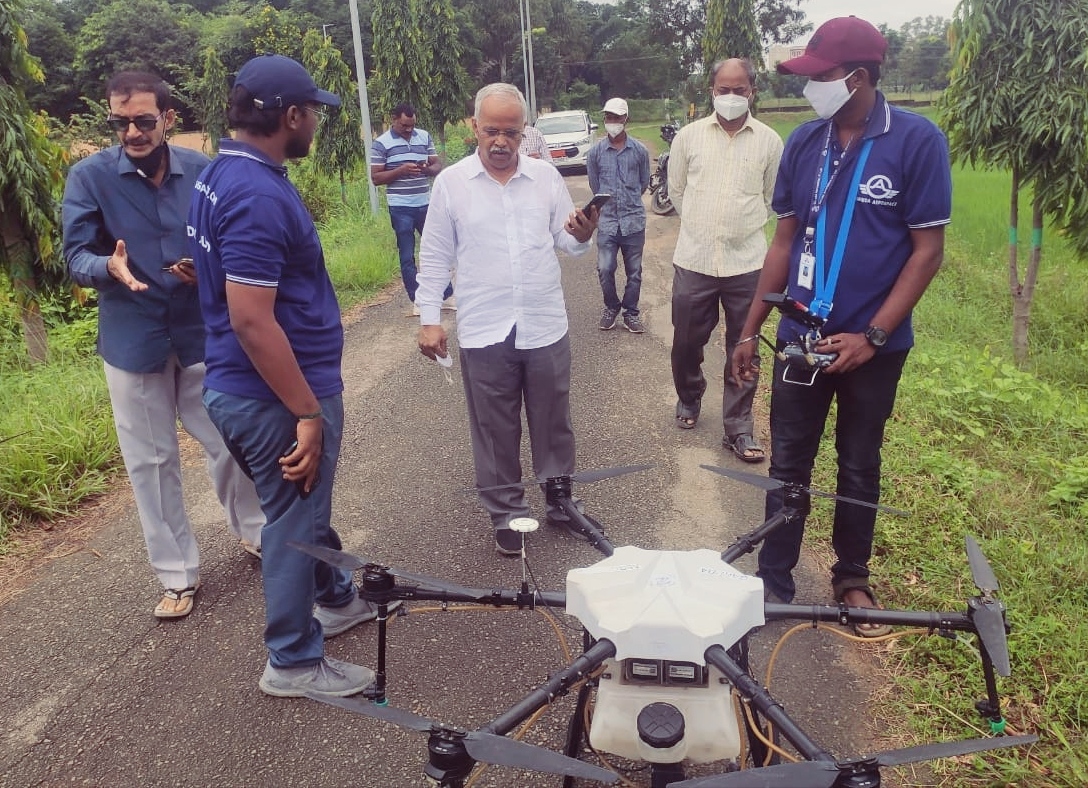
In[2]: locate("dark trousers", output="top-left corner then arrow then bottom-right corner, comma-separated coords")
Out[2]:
670,266 -> 761,437
757,349 -> 909,602
459,328 -> 576,528
389,204 -> 451,303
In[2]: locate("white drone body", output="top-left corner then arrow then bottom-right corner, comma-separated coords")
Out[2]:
566,546 -> 766,764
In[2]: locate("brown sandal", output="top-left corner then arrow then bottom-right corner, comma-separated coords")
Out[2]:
833,580 -> 892,638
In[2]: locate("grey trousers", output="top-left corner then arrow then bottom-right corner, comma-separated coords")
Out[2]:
670,265 -> 761,438
104,356 -> 265,589
459,328 -> 576,529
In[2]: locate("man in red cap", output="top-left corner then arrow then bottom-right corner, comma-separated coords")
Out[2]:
732,17 -> 952,632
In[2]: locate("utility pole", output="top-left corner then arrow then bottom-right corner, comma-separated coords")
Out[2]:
518,0 -> 538,121
347,0 -> 379,214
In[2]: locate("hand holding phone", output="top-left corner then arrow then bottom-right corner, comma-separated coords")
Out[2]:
584,193 -> 611,213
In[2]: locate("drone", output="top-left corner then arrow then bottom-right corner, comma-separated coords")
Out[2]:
289,465 -> 1036,787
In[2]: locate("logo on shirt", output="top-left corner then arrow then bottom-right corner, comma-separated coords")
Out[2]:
858,174 -> 899,207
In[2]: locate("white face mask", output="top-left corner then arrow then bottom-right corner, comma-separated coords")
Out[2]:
605,122 -> 625,138
713,93 -> 750,122
802,70 -> 858,119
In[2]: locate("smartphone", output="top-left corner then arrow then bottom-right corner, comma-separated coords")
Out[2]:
162,257 -> 194,272
583,193 -> 611,212
284,440 -> 320,499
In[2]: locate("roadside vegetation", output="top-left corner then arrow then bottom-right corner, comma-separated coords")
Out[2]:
1,109 -> 1085,784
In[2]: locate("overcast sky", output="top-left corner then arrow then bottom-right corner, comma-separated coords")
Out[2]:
797,0 -> 960,36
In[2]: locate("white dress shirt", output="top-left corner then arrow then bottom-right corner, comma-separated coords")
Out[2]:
416,152 -> 590,349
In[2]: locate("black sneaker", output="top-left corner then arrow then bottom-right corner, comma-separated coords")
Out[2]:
623,314 -> 645,333
494,528 -> 522,556
599,307 -> 620,330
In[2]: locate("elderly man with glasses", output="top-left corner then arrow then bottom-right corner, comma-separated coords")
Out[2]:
62,71 -> 264,620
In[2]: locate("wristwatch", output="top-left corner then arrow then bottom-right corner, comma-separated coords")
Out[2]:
864,325 -> 889,348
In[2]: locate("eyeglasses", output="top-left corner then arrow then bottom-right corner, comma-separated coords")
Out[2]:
106,111 -> 166,133
713,86 -> 752,97
306,105 -> 328,124
481,128 -> 524,140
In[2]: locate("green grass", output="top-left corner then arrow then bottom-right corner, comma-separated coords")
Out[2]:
3,111 -> 1087,782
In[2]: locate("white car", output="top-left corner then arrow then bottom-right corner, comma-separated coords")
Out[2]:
534,110 -> 598,171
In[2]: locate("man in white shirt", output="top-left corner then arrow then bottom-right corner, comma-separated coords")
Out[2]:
668,58 -> 783,463
415,83 -> 599,556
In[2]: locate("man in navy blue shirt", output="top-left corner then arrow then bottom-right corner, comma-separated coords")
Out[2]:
732,17 -> 952,630
190,55 -> 395,698
586,97 -> 651,334
63,71 -> 264,620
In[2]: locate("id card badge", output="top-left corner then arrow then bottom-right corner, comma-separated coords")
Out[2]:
798,252 -> 815,290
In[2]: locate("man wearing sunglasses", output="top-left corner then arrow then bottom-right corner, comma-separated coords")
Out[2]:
62,72 -> 265,620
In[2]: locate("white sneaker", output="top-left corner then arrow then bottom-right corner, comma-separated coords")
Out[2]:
441,295 -> 457,311
258,656 -> 375,698
410,302 -> 421,316
315,590 -> 403,637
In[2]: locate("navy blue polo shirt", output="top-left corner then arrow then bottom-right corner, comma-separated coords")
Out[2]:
188,140 -> 344,401
772,93 -> 951,351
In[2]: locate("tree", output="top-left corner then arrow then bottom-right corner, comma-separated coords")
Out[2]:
369,0 -> 430,121
939,0 -> 1088,367
420,0 -> 471,141
20,0 -> 79,118
703,0 -> 761,80
301,29 -> 367,201
1,0 -> 69,361
184,46 -> 230,153
72,0 -> 200,107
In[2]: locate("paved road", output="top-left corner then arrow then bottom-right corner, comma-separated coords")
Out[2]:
0,173 -> 882,787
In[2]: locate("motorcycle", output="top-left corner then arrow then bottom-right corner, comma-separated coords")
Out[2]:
649,122 -> 678,216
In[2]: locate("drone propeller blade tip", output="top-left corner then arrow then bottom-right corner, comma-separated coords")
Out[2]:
465,732 -> 619,782
965,534 -> 1000,593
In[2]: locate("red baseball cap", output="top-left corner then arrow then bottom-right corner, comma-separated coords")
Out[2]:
776,16 -> 887,76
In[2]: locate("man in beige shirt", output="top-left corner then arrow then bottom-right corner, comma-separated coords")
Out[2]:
668,57 -> 783,462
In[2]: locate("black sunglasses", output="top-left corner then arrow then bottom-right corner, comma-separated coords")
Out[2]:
106,111 -> 165,133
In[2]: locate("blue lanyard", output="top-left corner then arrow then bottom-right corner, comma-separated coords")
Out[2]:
809,137 -> 874,320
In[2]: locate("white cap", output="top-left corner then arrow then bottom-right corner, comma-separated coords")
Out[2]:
602,97 -> 629,117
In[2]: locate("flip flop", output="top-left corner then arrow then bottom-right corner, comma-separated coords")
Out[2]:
727,433 -> 766,463
154,585 -> 199,619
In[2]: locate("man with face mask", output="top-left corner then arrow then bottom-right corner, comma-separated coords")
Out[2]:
668,59 -> 783,463
63,71 -> 264,619
731,17 -> 952,630
586,97 -> 651,332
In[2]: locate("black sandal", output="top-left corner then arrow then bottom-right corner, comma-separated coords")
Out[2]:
727,433 -> 765,463
675,400 -> 699,430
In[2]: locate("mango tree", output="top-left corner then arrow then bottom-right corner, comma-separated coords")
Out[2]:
939,0 -> 1088,366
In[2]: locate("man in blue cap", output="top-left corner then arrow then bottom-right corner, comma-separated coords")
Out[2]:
190,54 -> 396,697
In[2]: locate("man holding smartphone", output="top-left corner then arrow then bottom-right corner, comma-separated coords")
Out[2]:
63,71 -> 264,620
586,97 -> 651,333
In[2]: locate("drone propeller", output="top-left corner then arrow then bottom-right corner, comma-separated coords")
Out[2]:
966,535 -> 1000,594
963,535 -> 1011,676
699,464 -> 910,516
472,464 -> 654,493
306,692 -> 618,782
287,542 -> 474,596
667,733 -> 1038,788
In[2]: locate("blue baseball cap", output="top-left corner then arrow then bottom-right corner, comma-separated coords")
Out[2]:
234,54 -> 341,110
